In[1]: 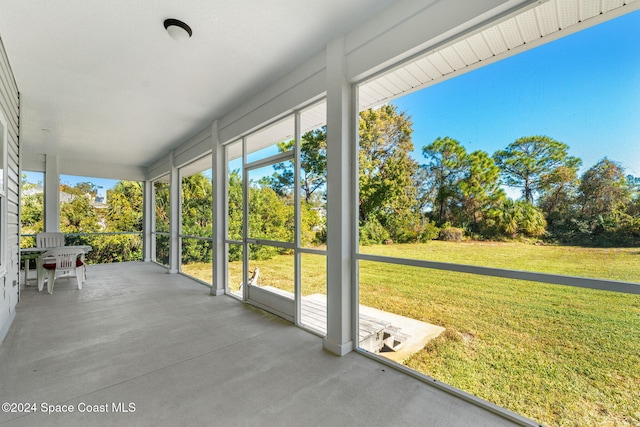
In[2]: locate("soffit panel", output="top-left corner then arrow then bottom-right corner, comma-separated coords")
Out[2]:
580,0 -> 602,20
465,33 -> 494,61
452,40 -> 480,66
358,0 -> 640,111
515,9 -> 543,42
536,1 -> 561,35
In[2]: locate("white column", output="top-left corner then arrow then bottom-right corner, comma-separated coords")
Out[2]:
168,152 -> 180,273
143,180 -> 153,262
323,35 -> 355,356
211,121 -> 225,296
44,154 -> 60,232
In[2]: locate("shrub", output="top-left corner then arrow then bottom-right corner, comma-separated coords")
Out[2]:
360,216 -> 390,245
485,200 -> 547,239
419,220 -> 440,242
439,226 -> 464,241
66,233 -> 143,263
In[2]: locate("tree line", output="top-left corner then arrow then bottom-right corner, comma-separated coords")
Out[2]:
21,180 -> 144,263
20,103 -> 640,265
267,104 -> 640,247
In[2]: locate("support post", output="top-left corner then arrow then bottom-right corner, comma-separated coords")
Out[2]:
168,152 -> 180,273
44,154 -> 60,232
211,121 -> 225,295
143,180 -> 153,262
323,35 -> 355,356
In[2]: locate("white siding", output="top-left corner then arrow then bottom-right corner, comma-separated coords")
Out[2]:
173,127 -> 212,169
147,153 -> 172,182
0,33 -> 19,344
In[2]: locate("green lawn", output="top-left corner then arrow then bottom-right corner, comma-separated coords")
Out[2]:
359,240 -> 640,283
359,260 -> 639,426
187,241 -> 640,426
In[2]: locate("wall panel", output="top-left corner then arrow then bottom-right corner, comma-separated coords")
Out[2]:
0,35 -> 20,344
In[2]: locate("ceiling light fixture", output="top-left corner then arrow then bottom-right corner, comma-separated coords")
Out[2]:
163,18 -> 192,41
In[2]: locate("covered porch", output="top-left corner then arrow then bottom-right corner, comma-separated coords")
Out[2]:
0,262 -> 516,426
1,0 -> 639,425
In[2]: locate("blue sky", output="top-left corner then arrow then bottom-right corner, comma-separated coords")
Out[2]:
59,174 -> 117,199
392,9 -> 640,177
24,172 -> 122,199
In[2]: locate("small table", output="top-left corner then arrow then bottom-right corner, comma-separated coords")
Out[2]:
20,246 -> 92,286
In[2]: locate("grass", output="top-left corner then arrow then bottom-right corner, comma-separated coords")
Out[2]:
359,240 -> 640,283
184,241 -> 640,426
359,260 -> 640,427
182,252 -> 327,295
180,262 -> 212,284
224,253 -> 326,295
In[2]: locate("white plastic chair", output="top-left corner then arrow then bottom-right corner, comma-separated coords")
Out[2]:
36,232 -> 65,248
38,247 -> 86,294
239,267 -> 260,292
35,232 -> 66,287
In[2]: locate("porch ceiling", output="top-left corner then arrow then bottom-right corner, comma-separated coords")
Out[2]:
0,0 -> 394,169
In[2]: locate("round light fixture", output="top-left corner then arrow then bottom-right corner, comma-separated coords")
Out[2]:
163,18 -> 192,41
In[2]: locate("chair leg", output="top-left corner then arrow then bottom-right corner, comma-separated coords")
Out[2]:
47,270 -> 56,294
37,267 -> 46,292
76,266 -> 84,289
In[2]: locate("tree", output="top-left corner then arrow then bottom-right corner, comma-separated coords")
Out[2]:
20,175 -> 44,247
248,183 -> 293,242
275,105 -> 429,244
494,136 -> 581,204
59,180 -> 145,263
538,165 -> 579,216
578,158 -> 630,218
61,181 -> 99,198
537,164 -> 580,239
412,164 -> 436,215
422,138 -> 504,230
106,181 -> 143,232
358,105 -> 420,242
60,189 -> 100,233
271,127 -> 327,204
300,200 -> 324,247
626,175 -> 640,217
181,173 -> 213,236
627,174 -> 640,196
421,137 -> 466,224
268,129 -> 328,245
458,150 -> 505,229
179,173 -> 213,263
227,167 -> 323,260
248,181 -> 294,259
569,160 -> 638,246
154,182 -> 171,233
227,170 -> 243,261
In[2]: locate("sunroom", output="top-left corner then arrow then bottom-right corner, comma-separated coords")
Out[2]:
1,1 -> 639,426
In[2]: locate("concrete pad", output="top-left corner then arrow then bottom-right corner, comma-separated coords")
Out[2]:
358,303 -> 445,363
303,293 -> 445,363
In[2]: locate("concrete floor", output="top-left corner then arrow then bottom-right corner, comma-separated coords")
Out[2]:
0,262 -> 524,426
